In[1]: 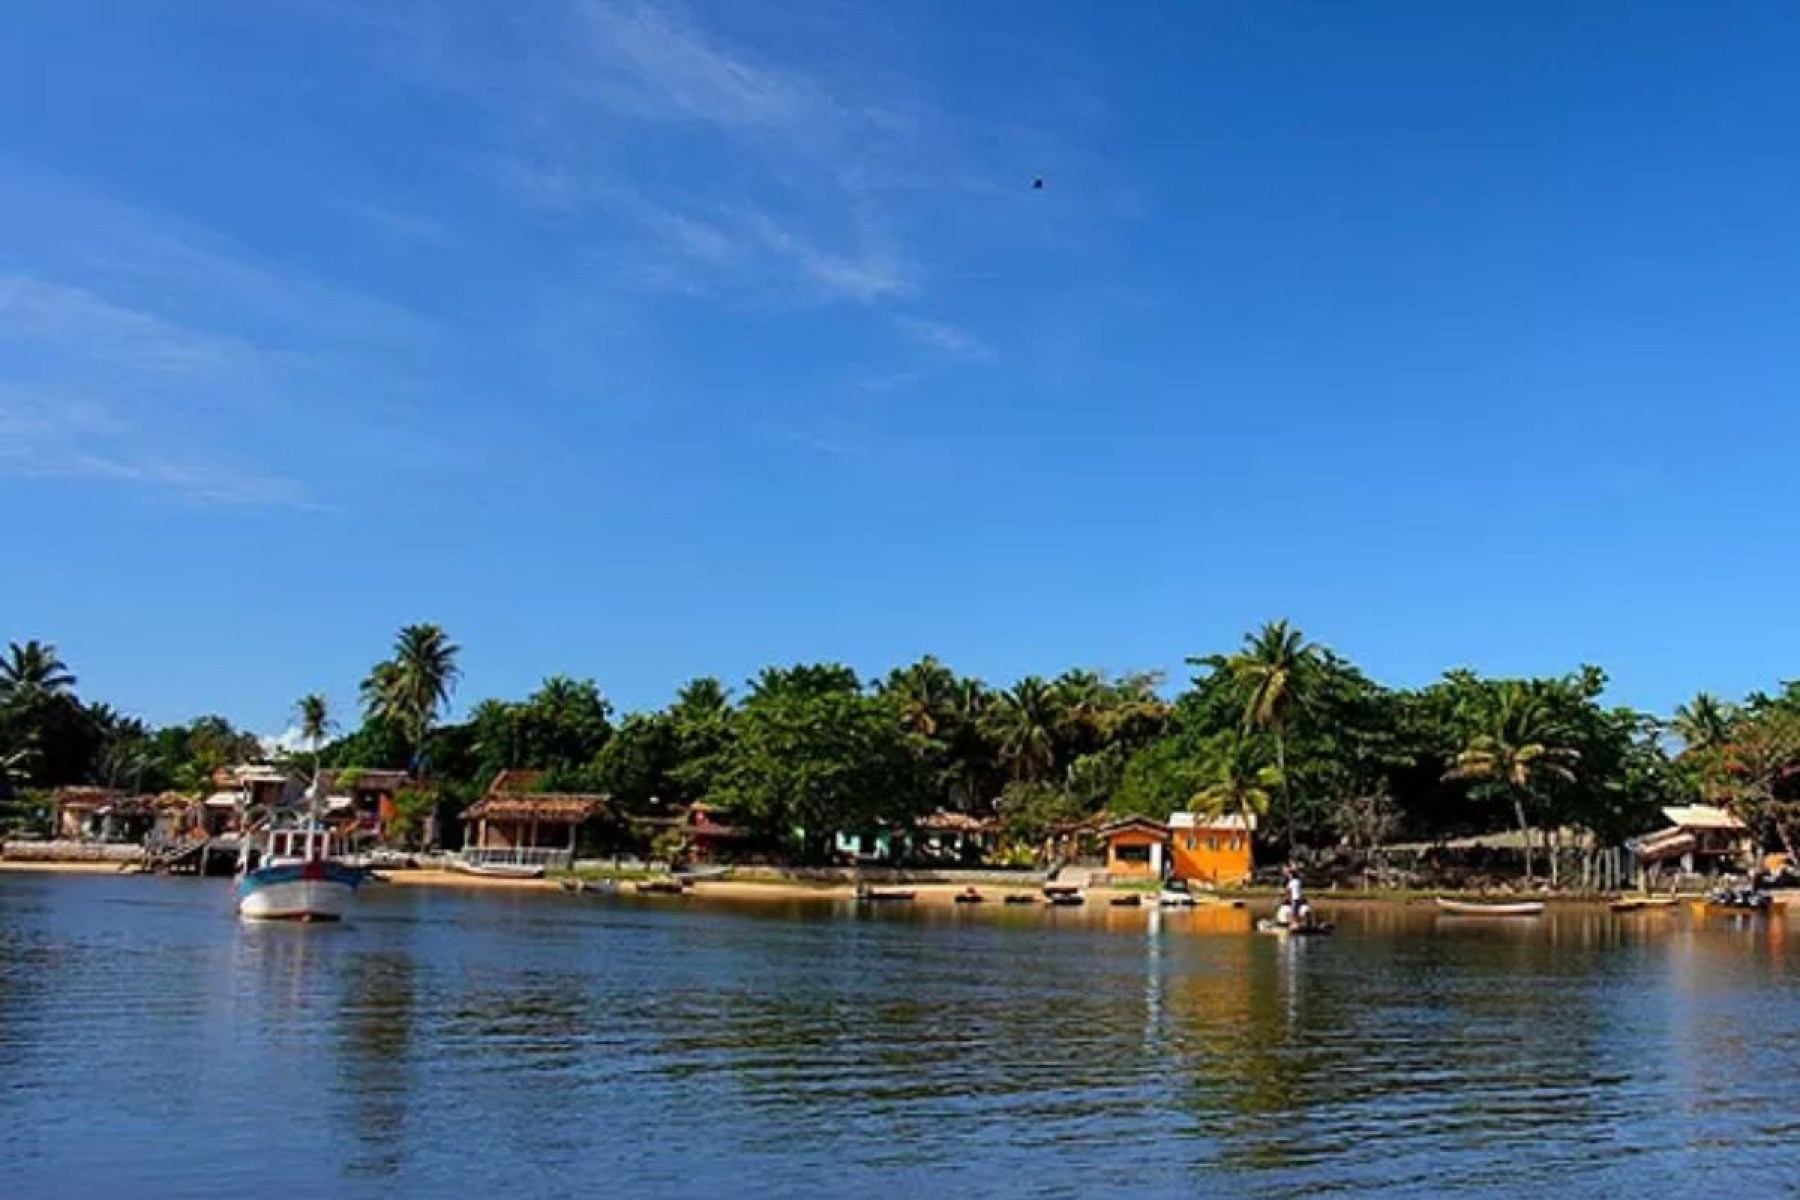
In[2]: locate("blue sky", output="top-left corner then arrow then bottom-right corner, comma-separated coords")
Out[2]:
5,2 -> 1800,734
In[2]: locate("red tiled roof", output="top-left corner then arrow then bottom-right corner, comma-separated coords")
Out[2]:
462,794 -> 609,824
487,769 -> 547,795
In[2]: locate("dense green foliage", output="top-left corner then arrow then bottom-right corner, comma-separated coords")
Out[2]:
11,618 -> 1800,863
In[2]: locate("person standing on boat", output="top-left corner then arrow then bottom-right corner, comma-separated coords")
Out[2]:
1282,865 -> 1309,928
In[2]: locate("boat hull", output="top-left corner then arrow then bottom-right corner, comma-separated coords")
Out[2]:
451,861 -> 546,879
237,861 -> 362,921
1434,898 -> 1545,917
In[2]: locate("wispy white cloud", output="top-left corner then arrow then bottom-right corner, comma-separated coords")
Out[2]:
895,316 -> 996,364
572,0 -> 825,138
0,387 -> 307,507
0,166 -> 452,508
0,274 -> 247,377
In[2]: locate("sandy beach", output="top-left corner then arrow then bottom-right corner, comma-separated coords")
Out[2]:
0,860 -> 132,875
376,869 -> 1188,907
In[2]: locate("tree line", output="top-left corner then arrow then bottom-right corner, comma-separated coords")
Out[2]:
6,621 -> 1799,869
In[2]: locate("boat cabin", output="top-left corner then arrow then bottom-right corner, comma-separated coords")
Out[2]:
261,819 -> 348,865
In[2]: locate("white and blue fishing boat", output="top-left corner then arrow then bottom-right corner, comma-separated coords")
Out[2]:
236,792 -> 364,922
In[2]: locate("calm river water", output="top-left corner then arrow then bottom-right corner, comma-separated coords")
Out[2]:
4,875 -> 1799,1198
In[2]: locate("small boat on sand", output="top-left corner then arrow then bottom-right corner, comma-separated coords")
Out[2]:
1257,918 -> 1334,936
1609,896 -> 1678,913
1109,894 -> 1143,908
1158,881 -> 1198,908
452,858 -> 546,880
953,888 -> 985,904
636,878 -> 691,896
855,885 -> 916,903
1002,894 -> 1037,906
1045,892 -> 1085,908
1434,897 -> 1545,917
561,877 -> 619,896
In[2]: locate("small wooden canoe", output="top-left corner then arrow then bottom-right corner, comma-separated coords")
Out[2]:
1609,897 -> 1678,913
635,878 -> 691,896
1435,897 -> 1544,917
1045,892 -> 1085,907
1257,918 -> 1334,936
1002,894 -> 1037,906
952,888 -> 985,904
1109,894 -> 1143,908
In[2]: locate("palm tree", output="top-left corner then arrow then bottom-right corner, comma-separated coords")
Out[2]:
1191,620 -> 1320,850
297,693 -> 331,747
1443,683 -> 1580,883
1671,692 -> 1736,756
0,640 -> 76,706
295,693 -> 332,796
990,677 -> 1063,783
943,678 -> 996,812
362,624 -> 460,773
1193,736 -> 1280,834
884,656 -> 958,738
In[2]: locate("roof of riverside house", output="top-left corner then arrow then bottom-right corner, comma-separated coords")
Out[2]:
463,769 -> 609,824
1097,815 -> 1171,838
1661,804 -> 1745,831
916,810 -> 995,834
51,786 -> 126,809
462,793 -> 610,823
319,768 -> 411,791
676,803 -> 748,839
213,763 -> 296,787
486,769 -> 547,794
1170,811 -> 1259,833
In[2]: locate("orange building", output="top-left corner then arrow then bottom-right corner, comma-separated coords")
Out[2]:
1100,816 -> 1170,880
1168,811 -> 1255,885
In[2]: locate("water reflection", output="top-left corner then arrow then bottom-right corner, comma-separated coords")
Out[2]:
8,881 -> 1800,1197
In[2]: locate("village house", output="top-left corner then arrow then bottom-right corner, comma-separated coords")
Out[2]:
318,767 -> 413,842
460,770 -> 610,867
914,810 -> 997,863
1633,804 -> 1751,878
1099,815 -> 1170,881
1099,811 -> 1258,886
51,787 -> 192,844
681,802 -> 756,862
1168,811 -> 1256,885
201,764 -> 302,837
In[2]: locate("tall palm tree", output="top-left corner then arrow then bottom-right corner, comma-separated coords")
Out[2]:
297,693 -> 331,748
1052,668 -> 1108,754
1671,692 -> 1736,757
943,678 -> 996,812
0,640 -> 76,705
295,693 -> 332,794
1443,683 -> 1580,883
1191,620 -> 1320,850
362,624 -> 460,773
990,677 -> 1063,783
1193,736 -> 1280,834
884,656 -> 958,739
